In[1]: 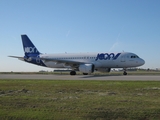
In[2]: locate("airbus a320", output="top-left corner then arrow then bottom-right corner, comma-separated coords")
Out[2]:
9,35 -> 145,75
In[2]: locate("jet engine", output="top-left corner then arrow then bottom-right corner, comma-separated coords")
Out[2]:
79,64 -> 94,74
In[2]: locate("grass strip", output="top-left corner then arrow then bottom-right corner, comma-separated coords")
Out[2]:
0,80 -> 160,120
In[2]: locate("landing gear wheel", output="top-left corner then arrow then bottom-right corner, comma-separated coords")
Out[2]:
70,71 -> 76,75
83,73 -> 88,75
123,71 -> 127,75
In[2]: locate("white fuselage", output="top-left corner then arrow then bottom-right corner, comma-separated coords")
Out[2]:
39,52 -> 145,69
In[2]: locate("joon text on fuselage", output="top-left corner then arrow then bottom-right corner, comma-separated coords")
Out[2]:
95,53 -> 121,61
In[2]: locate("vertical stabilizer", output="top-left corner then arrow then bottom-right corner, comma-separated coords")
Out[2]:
21,35 -> 40,56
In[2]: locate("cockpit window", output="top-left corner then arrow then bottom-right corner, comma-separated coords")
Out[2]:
131,56 -> 139,58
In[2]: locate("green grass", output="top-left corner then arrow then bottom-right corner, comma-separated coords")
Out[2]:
0,80 -> 160,120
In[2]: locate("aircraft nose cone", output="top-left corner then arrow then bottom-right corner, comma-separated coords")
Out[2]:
140,59 -> 145,66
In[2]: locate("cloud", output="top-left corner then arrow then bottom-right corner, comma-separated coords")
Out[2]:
109,33 -> 120,51
109,41 -> 119,51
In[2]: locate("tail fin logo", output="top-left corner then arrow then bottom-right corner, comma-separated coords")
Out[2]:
24,47 -> 38,53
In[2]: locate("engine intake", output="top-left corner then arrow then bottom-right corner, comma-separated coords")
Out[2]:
79,64 -> 94,74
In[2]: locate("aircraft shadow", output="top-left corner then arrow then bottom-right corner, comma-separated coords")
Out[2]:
79,74 -> 122,78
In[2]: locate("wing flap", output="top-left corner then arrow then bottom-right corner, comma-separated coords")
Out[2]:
40,57 -> 84,67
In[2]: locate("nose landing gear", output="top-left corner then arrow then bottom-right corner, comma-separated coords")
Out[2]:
123,68 -> 127,75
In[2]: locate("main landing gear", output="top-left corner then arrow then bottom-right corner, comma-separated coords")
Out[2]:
83,73 -> 88,75
123,68 -> 127,75
70,71 -> 89,75
70,71 -> 76,75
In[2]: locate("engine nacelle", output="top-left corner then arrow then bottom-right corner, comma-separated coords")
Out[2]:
97,68 -> 111,73
79,64 -> 94,74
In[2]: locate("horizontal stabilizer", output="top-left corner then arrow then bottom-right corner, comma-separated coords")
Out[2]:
8,56 -> 24,61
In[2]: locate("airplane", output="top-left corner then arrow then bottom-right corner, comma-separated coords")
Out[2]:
9,35 -> 145,75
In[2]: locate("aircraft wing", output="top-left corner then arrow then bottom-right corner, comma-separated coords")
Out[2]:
8,56 -> 24,61
40,57 -> 86,68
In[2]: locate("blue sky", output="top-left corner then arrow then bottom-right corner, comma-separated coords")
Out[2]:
0,0 -> 160,72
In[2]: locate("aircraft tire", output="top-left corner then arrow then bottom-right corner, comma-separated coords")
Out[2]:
123,71 -> 127,75
83,73 -> 88,75
70,71 -> 76,75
